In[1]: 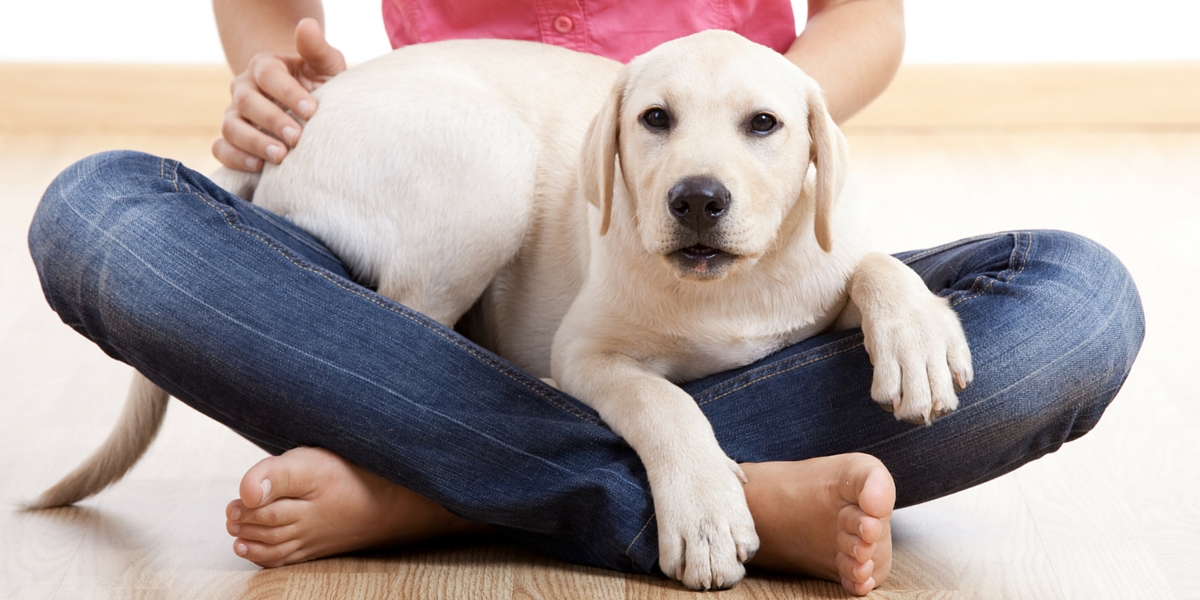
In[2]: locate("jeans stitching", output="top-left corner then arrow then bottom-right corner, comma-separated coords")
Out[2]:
949,231 -> 1031,308
158,159 -> 601,426
625,513 -> 656,559
899,231 -> 1008,265
931,378 -> 1122,504
251,207 -> 345,266
862,235 -> 1110,463
694,335 -> 865,406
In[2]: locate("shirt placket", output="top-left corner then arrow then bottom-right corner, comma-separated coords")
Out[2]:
535,0 -> 587,53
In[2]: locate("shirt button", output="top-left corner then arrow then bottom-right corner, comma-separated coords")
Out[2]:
553,15 -> 574,33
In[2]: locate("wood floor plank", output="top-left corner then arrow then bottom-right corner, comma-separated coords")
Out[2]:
1015,443 -> 1179,599
377,542 -> 518,599
509,551 -> 625,599
887,477 -> 1064,600
1,507 -> 81,600
279,573 -> 398,600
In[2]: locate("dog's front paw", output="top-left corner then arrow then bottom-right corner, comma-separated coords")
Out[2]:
864,292 -> 973,425
654,458 -> 759,590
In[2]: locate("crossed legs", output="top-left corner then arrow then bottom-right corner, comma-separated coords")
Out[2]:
30,152 -> 1143,595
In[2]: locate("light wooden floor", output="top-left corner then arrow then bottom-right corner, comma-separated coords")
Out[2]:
2,126 -> 1197,599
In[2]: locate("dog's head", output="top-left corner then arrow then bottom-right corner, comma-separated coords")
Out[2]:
580,30 -> 849,281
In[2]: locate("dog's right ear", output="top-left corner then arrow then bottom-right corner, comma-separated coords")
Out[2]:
805,83 -> 849,253
579,69 -> 628,236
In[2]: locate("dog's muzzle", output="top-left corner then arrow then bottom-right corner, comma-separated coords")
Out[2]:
666,176 -> 738,279
668,176 -> 730,234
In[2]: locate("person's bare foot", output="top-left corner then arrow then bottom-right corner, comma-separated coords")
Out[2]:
225,446 -> 486,567
741,454 -> 895,596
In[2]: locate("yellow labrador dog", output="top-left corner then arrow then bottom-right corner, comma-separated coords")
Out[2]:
32,31 -> 972,590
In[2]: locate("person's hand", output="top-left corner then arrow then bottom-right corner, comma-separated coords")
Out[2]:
213,18 -> 347,171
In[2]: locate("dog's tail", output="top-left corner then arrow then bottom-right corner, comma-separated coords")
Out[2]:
26,373 -> 169,509
25,170 -> 254,511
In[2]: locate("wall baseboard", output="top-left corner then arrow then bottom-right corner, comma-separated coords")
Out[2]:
1,64 -> 230,134
2,62 -> 1198,134
846,63 -> 1200,132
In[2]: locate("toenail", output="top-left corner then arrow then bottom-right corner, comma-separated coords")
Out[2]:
260,479 -> 272,502
230,523 -> 240,534
231,507 -> 241,521
858,523 -> 864,537
236,543 -> 248,556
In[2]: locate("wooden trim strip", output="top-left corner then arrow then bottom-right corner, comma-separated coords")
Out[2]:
845,63 -> 1200,132
2,62 -> 1198,134
0,64 -> 230,134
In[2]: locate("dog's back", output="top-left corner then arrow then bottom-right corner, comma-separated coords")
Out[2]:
252,40 -> 618,328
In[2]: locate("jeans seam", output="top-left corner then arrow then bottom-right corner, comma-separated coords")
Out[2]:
158,159 -> 602,426
949,231 -> 1032,309
252,207 -> 345,267
625,513 -> 656,561
928,379 -> 1122,503
899,231 -> 1010,265
694,335 -> 865,407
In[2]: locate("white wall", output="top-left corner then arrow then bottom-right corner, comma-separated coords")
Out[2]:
903,0 -> 1200,63
2,1 -> 391,65
3,1 -> 1198,65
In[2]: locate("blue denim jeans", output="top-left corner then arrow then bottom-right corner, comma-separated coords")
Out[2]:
28,151 -> 1145,574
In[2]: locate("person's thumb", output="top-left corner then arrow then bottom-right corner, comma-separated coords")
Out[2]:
295,18 -> 347,77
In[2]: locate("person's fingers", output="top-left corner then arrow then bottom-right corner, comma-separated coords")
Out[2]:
248,56 -> 317,122
220,106 -> 289,165
213,20 -> 343,171
294,17 -> 347,79
212,137 -> 264,172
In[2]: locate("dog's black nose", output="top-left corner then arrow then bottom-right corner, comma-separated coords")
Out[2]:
668,176 -> 731,232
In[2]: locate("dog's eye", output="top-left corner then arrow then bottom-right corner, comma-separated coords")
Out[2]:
749,113 -> 778,134
641,108 -> 671,131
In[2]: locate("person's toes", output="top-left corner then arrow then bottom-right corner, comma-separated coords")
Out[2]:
837,551 -> 873,582
234,537 -> 305,568
841,575 -> 876,597
850,458 -> 896,520
239,447 -> 325,509
236,498 -> 306,528
839,505 -> 884,545
837,530 -> 874,563
859,515 -> 884,545
231,522 -> 301,546
226,499 -> 246,522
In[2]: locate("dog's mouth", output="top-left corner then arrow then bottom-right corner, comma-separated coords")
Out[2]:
668,244 -> 738,279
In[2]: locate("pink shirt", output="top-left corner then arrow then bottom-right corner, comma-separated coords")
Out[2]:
382,0 -> 797,63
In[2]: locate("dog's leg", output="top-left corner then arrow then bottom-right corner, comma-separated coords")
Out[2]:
844,252 -> 973,424
552,350 -> 758,590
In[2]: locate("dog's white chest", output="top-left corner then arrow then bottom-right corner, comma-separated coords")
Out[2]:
658,314 -> 835,384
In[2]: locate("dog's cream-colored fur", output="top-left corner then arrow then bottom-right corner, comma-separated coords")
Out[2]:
32,31 -> 972,590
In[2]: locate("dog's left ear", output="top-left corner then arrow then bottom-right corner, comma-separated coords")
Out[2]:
579,68 -> 628,236
805,84 -> 850,253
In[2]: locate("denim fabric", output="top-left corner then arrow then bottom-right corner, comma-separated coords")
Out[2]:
28,150 -> 1145,574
